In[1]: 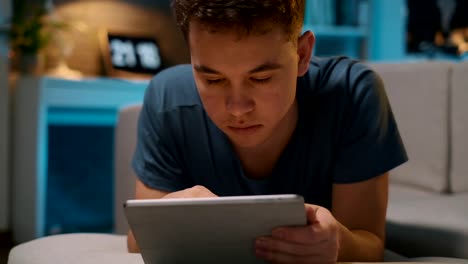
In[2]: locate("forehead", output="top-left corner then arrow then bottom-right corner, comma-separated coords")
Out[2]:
188,27 -> 297,76
187,20 -> 291,43
189,23 -> 291,57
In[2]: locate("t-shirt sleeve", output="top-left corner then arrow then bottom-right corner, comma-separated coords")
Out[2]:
332,65 -> 408,183
131,79 -> 190,192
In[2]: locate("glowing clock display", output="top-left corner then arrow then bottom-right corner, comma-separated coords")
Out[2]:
107,34 -> 163,74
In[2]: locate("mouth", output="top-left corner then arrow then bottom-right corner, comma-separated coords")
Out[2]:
227,125 -> 263,135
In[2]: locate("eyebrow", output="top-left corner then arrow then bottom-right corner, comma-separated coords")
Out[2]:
248,62 -> 283,74
193,65 -> 220,74
193,62 -> 283,75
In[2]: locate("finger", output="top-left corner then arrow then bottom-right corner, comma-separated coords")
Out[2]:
272,224 -> 323,244
305,204 -> 320,224
255,237 -> 312,257
191,185 -> 216,197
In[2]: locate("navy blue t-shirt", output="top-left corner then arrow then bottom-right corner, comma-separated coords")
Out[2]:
132,56 -> 408,209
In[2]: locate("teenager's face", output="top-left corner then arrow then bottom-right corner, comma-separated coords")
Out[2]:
189,22 -> 313,150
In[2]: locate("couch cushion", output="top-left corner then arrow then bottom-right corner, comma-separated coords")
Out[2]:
386,189 -> 468,259
8,233 -> 143,264
10,233 -> 467,264
388,183 -> 435,204
8,232 -> 467,264
114,105 -> 142,235
409,257 -> 468,263
451,62 -> 468,193
370,62 -> 452,193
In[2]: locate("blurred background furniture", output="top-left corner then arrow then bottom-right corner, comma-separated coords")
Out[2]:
0,52 -> 9,234
370,62 -> 468,259
8,104 -> 144,264
114,104 -> 141,235
0,0 -> 12,235
10,77 -> 147,243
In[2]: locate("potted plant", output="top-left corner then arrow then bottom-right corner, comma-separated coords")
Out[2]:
9,6 -> 66,75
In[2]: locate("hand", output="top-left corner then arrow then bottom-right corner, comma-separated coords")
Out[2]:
163,185 -> 218,199
255,204 -> 340,264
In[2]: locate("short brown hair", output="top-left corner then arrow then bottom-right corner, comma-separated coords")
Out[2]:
171,0 -> 305,40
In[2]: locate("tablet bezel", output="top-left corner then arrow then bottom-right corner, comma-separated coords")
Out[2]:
124,194 -> 307,264
124,194 -> 304,207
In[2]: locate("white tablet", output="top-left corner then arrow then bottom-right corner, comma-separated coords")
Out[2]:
124,194 -> 306,264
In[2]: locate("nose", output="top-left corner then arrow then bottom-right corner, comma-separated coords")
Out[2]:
225,88 -> 255,118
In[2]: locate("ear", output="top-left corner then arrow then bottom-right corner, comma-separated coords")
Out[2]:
297,31 -> 315,77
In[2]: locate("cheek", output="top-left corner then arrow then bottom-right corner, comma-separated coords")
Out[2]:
198,90 -> 226,121
265,91 -> 293,114
263,80 -> 296,114
195,78 -> 225,120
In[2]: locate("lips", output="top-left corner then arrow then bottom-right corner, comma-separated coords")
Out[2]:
227,124 -> 263,135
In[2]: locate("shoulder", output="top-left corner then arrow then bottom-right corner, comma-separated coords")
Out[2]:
143,64 -> 201,113
301,56 -> 384,104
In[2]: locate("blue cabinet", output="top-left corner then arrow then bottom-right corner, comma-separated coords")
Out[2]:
304,0 -> 405,61
11,76 -> 148,242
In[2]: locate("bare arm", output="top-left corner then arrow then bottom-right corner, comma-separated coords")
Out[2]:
332,173 -> 389,262
127,179 -> 217,253
127,179 -> 169,253
253,173 -> 388,263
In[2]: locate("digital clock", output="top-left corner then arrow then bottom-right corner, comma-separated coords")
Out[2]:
100,30 -> 164,79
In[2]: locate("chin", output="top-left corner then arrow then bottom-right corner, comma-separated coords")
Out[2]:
230,138 -> 263,149
225,131 -> 269,149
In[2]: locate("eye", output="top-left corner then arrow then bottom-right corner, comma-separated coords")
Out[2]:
251,77 -> 272,84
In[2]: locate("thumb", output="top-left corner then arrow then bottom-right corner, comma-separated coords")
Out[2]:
305,204 -> 320,225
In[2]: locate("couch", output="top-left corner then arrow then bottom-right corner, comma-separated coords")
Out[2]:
370,62 -> 468,259
8,61 -> 468,263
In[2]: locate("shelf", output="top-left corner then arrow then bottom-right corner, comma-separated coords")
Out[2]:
303,0 -> 405,60
303,24 -> 366,38
11,76 -> 149,242
48,108 -> 118,126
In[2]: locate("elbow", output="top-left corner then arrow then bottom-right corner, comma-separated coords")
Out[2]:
373,238 -> 385,262
362,232 -> 385,262
339,229 -> 385,262
127,244 -> 140,254
127,230 -> 141,253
